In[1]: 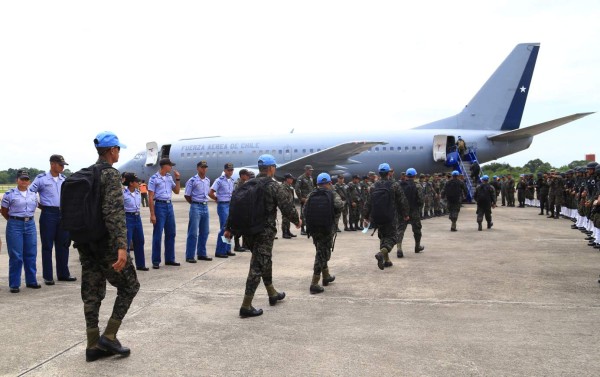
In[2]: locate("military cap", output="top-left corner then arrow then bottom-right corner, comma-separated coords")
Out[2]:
368,171 -> 377,176
159,158 -> 176,166
587,161 -> 598,169
94,131 -> 127,149
352,174 -> 360,179
49,154 -> 69,166
419,173 -> 425,178
304,165 -> 314,170
549,169 -> 556,173
595,165 -> 600,173
284,173 -> 294,180
223,162 -> 234,170
17,169 -> 30,179
378,163 -> 390,173
122,172 -> 140,185
362,175 -> 368,180
196,160 -> 208,168
258,154 -> 276,166
239,169 -> 249,176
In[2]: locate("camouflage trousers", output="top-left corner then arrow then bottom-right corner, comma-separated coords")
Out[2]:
77,240 -> 140,329
447,201 -> 461,222
340,203 -> 349,228
476,205 -> 493,224
244,231 -> 276,296
281,215 -> 291,235
349,204 -> 360,224
397,214 -> 422,245
376,223 -> 397,253
312,231 -> 334,275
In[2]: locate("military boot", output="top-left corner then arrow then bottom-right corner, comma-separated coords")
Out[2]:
349,223 -> 355,231
451,219 -> 457,232
355,222 -> 364,231
98,318 -> 130,357
301,225 -> 307,236
478,222 -> 483,231
322,268 -> 335,286
310,274 -> 324,294
374,248 -> 387,270
85,327 -> 115,362
383,252 -> 393,267
396,243 -> 404,258
414,235 -> 424,253
266,284 -> 286,306
240,295 -> 263,317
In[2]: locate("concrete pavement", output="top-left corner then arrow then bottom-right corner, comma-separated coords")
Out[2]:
1,198 -> 599,376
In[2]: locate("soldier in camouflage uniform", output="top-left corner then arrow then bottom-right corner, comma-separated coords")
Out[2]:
294,165 -> 314,235
76,132 -> 140,362
432,174 -> 442,216
359,176 -> 370,225
505,174 -> 516,207
442,170 -> 467,231
347,175 -> 362,231
281,173 -> 297,238
305,173 -> 343,294
548,169 -> 564,219
233,169 -> 251,250
362,163 -> 409,270
334,175 -> 350,231
396,168 -> 424,257
225,154 -> 300,318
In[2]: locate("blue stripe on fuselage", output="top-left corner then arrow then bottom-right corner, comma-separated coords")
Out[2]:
500,45 -> 539,131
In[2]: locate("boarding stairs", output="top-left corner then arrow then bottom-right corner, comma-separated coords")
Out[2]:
453,148 -> 483,202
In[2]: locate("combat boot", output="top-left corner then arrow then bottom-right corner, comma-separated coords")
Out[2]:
487,222 -> 493,229
375,249 -> 386,270
301,225 -> 307,236
310,274 -> 324,293
383,252 -> 393,267
289,232 -> 297,237
282,232 -> 292,239
415,245 -> 424,253
478,222 -> 482,231
268,291 -> 286,306
322,268 -> 335,286
451,220 -> 457,232
85,327 -> 115,362
349,224 -> 355,231
355,222 -> 364,231
98,318 -> 130,357
396,244 -> 404,258
240,295 -> 263,318
344,226 -> 350,231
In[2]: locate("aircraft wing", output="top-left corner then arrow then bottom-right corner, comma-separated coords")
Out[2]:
487,112 -> 594,142
277,141 -> 386,172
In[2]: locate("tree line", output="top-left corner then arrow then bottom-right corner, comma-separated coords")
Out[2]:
0,168 -> 73,184
482,159 -> 589,177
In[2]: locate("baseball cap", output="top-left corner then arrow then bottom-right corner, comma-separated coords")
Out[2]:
239,169 -> 249,176
159,158 -> 176,166
284,173 -> 294,179
378,163 -> 390,173
304,165 -> 314,170
122,172 -> 140,185
197,161 -> 208,168
258,154 -> 277,167
50,154 -> 69,166
317,173 -> 331,184
17,169 -> 30,179
94,131 -> 127,149
224,162 -> 234,170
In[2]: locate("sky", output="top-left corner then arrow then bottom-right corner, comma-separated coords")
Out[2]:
0,1 -> 598,173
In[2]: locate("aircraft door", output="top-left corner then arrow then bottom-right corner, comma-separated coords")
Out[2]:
432,135 -> 447,162
145,142 -> 159,166
283,145 -> 292,161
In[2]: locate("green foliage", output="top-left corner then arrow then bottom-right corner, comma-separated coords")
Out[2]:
0,167 -> 45,184
482,159 -> 586,177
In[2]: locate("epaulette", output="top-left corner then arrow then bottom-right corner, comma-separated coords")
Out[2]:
60,173 -> 66,179
36,173 -> 46,179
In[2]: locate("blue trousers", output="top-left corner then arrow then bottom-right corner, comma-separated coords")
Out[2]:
126,213 -> 146,268
186,203 -> 210,259
152,202 -> 176,265
6,218 -> 38,288
215,202 -> 231,256
39,208 -> 71,281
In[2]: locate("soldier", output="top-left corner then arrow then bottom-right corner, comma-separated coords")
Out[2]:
209,163 -> 236,258
223,154 -> 301,318
305,173 -> 343,293
537,172 -> 550,215
474,175 -> 496,231
505,174 -> 516,207
548,169 -> 564,219
184,161 -> 213,263
442,170 -> 467,231
334,175 -> 350,231
294,165 -> 314,235
490,175 -> 501,203
500,176 -> 507,206
281,173 -> 297,239
418,174 -> 428,218
359,175 -> 370,224
396,168 -> 424,257
362,163 -> 409,270
347,174 -> 363,231
122,172 -> 148,271
29,154 -> 76,285
432,174 -> 442,216
148,158 -> 181,268
516,175 -> 527,207
76,131 -> 140,361
233,169 -> 251,249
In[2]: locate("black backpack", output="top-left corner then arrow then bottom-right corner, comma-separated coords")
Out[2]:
444,179 -> 462,201
228,177 -> 270,236
60,164 -> 111,243
400,180 -> 419,210
369,180 -> 395,226
304,189 -> 335,236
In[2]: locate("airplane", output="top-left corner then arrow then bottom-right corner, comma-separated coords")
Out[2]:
119,43 -> 593,191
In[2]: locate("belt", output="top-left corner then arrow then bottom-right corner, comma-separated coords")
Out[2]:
154,199 -> 172,203
192,201 -> 208,205
41,206 -> 60,210
218,201 -> 230,204
9,216 -> 33,222
126,212 -> 140,216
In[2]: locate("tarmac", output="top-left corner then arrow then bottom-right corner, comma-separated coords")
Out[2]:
0,198 -> 599,376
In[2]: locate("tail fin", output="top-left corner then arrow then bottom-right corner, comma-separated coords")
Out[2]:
417,43 -> 540,131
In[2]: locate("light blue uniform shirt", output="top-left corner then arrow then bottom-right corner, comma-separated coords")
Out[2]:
2,188 -> 38,217
185,175 -> 211,203
148,172 -> 176,201
210,174 -> 234,202
29,172 -> 65,207
123,188 -> 141,213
